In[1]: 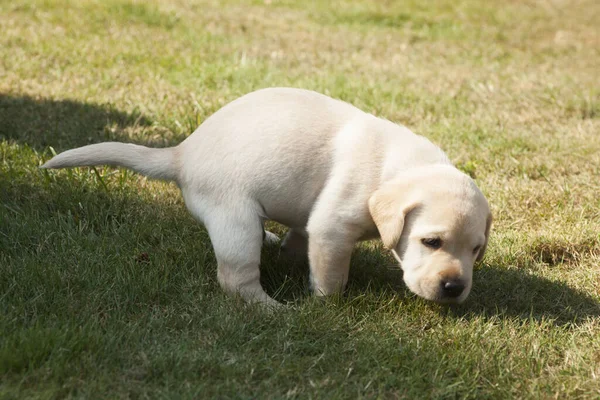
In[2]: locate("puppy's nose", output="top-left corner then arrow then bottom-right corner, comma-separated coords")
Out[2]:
441,280 -> 465,298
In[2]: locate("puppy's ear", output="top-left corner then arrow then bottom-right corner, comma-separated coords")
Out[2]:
368,184 -> 419,250
476,213 -> 493,262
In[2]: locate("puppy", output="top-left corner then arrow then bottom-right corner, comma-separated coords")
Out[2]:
42,88 -> 491,307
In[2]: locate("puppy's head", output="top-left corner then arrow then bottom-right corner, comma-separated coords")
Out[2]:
369,165 -> 491,304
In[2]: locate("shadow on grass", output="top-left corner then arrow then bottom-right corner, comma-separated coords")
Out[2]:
0,177 -> 213,313
0,93 -> 153,151
3,165 -> 598,328
450,264 -> 600,326
262,245 -> 600,327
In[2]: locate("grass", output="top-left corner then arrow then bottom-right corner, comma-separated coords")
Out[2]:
1,0 -> 599,398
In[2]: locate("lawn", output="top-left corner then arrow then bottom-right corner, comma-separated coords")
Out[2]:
1,0 -> 599,398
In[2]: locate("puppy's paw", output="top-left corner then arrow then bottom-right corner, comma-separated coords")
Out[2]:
263,230 -> 280,246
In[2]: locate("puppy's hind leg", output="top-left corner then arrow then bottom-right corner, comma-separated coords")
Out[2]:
202,205 -> 281,308
281,228 -> 308,258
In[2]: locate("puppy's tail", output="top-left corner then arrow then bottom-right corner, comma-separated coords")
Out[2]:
41,142 -> 178,182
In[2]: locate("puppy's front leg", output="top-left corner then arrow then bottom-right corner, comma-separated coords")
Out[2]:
306,226 -> 357,296
306,183 -> 364,296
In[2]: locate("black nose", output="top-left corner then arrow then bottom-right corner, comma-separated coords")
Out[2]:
441,280 -> 465,298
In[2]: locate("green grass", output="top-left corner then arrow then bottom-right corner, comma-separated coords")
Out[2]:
1,0 -> 599,398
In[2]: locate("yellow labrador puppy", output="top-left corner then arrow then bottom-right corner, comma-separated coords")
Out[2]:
42,88 -> 491,307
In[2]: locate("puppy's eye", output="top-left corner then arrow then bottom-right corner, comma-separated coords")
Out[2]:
421,238 -> 442,249
473,245 -> 482,255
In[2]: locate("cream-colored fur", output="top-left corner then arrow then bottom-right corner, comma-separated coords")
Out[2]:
42,87 -> 491,306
